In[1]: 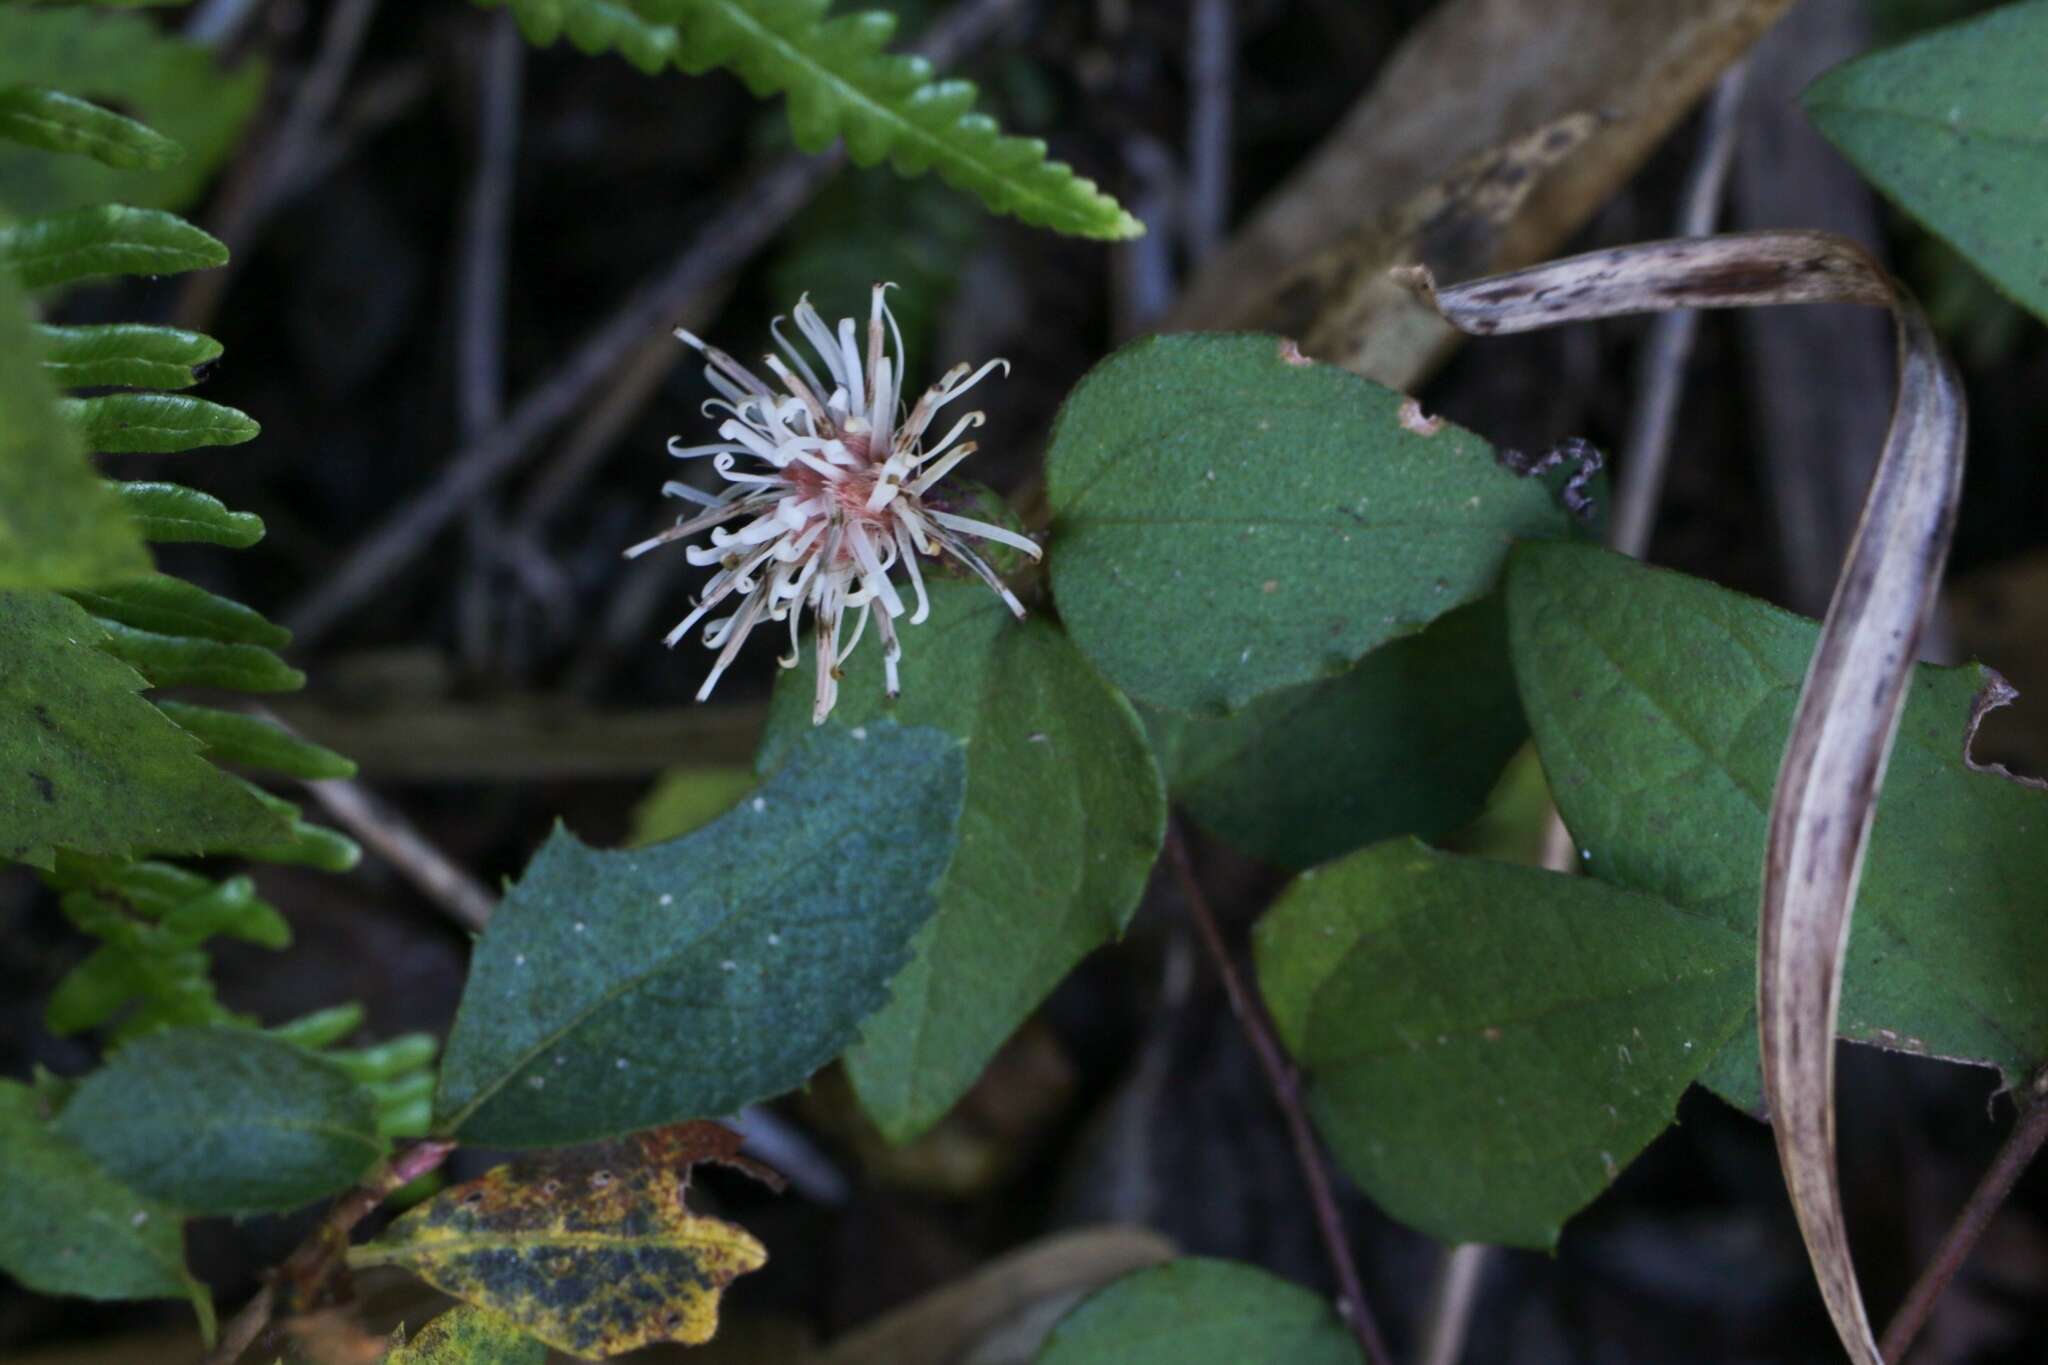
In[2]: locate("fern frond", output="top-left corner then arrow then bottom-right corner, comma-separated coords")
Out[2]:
114,481 -> 264,547
61,392 -> 259,453
38,324 -> 222,390
478,0 -> 1141,239
0,204 -> 225,288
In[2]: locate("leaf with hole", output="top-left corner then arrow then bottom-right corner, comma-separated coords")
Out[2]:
1507,541 -> 2048,1108
757,583 -> 1165,1141
435,723 -> 967,1145
1045,334 -> 1568,714
1256,838 -> 1749,1247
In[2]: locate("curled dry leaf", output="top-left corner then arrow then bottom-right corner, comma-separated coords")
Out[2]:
1405,230 -> 1966,1365
351,1122 -> 780,1359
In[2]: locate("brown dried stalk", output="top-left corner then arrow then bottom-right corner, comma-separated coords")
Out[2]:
1403,230 -> 1966,1365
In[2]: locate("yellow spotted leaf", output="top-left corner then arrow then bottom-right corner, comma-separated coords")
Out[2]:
353,1124 -> 775,1358
386,1305 -> 544,1364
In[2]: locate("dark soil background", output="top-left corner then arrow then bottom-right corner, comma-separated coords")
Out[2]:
6,0 -> 2048,1361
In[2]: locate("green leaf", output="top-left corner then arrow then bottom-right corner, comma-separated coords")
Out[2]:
154,702 -> 356,780
1045,334 -> 1568,714
1037,1258 -> 1362,1365
0,205 -> 226,290
0,591 -> 286,868
1256,839 -> 1748,1248
0,86 -> 183,169
758,583 -> 1166,1141
630,0 -> 1141,239
1149,596 -> 1526,870
388,1306 -> 547,1365
91,617 -> 303,692
0,7 -> 264,217
114,481 -> 265,547
474,0 -> 681,74
629,765 -> 756,845
36,323 -> 221,390
53,1027 -> 383,1216
61,393 -> 259,454
435,724 -> 967,1145
1805,0 -> 2048,324
1507,541 -> 2048,1108
68,574 -> 288,648
0,1080 -> 205,1320
0,271 -> 148,590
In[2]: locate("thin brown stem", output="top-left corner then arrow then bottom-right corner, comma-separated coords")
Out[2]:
1879,1075 -> 2048,1363
1166,829 -> 1392,1365
204,1138 -> 456,1363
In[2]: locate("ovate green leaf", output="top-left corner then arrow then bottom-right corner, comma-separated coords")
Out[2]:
0,87 -> 183,169
435,724 -> 967,1145
1046,334 -> 1567,714
53,1028 -> 382,1216
0,272 -> 147,590
0,7 -> 264,216
0,1081 -> 205,1319
758,583 -> 1166,1141
1149,596 -> 1525,869
1256,839 -> 1748,1248
1037,1258 -> 1362,1365
1507,542 -> 2048,1108
0,591 -> 285,868
1805,0 -> 2048,323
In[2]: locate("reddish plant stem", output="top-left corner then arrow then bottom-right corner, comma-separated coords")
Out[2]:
203,1137 -> 457,1364
1167,829 -> 1393,1365
1880,1075 -> 2048,1362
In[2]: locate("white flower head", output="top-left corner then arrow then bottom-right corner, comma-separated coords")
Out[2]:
626,284 -> 1040,724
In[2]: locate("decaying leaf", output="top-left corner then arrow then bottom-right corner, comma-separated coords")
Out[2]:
384,1304 -> 544,1365
352,1122 -> 779,1358
1407,229 -> 1965,1365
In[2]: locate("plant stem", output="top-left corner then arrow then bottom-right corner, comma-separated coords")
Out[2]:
203,1137 -> 457,1364
1166,829 -> 1393,1365
1879,1074 -> 2048,1362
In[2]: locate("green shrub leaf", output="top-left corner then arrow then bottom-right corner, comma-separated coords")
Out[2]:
1045,334 -> 1569,714
435,724 -> 967,1145
54,1035 -> 385,1219
37,323 -> 222,390
114,481 -> 265,547
1256,838 -> 1747,1248
0,204 -> 226,289
0,7 -> 264,216
0,591 -> 286,868
53,1028 -> 383,1216
1805,0 -> 2048,324
1037,1258 -> 1362,1365
0,86 -> 184,169
62,393 -> 258,454
1508,542 -> 2048,1109
1148,596 -> 1526,870
0,1082 -> 206,1322
758,583 -> 1166,1141
0,274 -> 147,590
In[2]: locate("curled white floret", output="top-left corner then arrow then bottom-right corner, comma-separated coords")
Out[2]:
624,284 -> 1038,723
